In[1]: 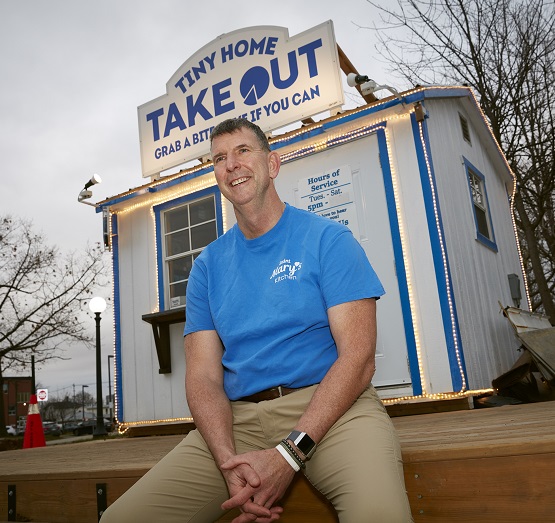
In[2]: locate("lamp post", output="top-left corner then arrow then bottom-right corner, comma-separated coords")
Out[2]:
89,297 -> 107,437
107,354 -> 114,423
81,385 -> 88,421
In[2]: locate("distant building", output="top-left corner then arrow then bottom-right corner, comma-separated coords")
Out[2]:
2,376 -> 32,427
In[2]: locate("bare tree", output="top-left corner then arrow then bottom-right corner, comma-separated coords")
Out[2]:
364,0 -> 555,323
0,215 -> 108,435
40,394 -> 77,426
39,390 -> 95,427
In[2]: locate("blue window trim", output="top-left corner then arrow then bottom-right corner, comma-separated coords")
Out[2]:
153,186 -> 224,311
411,113 -> 468,391
110,213 -> 124,422
463,157 -> 498,252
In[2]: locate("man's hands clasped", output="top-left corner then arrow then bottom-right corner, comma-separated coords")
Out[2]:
220,448 -> 297,522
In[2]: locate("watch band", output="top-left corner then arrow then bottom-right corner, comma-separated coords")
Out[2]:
276,443 -> 301,471
287,430 -> 316,459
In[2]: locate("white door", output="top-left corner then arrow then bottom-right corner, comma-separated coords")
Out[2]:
276,133 -> 412,388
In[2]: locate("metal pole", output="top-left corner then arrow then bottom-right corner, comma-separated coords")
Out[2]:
31,355 -> 36,394
107,355 -> 114,423
81,385 -> 88,421
93,312 -> 107,437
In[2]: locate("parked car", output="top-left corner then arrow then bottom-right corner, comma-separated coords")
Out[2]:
63,422 -> 80,433
5,425 -> 16,436
16,419 -> 26,436
43,422 -> 61,437
73,419 -> 112,436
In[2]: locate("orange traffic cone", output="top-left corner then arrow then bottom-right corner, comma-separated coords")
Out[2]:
23,394 -> 46,449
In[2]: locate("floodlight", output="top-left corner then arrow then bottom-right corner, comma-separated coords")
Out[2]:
347,72 -> 403,102
84,173 -> 102,190
78,174 -> 102,207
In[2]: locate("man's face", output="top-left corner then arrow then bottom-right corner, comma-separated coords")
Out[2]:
211,128 -> 278,208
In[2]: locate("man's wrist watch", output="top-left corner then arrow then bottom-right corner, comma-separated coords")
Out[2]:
287,430 -> 316,459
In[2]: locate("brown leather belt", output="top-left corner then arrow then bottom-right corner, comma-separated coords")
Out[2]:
236,385 -> 307,403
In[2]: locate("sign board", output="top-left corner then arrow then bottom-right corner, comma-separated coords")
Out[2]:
138,21 -> 344,177
296,164 -> 360,239
37,388 -> 48,402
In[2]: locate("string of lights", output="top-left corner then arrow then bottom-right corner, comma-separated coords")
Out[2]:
106,87 -> 529,430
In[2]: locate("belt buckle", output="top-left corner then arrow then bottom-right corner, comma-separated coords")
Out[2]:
277,385 -> 283,397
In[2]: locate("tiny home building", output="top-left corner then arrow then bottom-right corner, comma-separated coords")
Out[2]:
94,23 -> 526,429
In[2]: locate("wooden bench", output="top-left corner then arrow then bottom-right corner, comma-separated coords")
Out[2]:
1,401 -> 554,522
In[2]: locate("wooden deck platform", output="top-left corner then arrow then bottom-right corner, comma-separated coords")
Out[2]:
1,401 -> 554,522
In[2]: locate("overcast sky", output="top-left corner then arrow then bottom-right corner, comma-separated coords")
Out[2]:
0,0 -> 398,406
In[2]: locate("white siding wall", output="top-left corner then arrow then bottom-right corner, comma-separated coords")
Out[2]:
117,207 -> 190,422
425,98 -> 522,388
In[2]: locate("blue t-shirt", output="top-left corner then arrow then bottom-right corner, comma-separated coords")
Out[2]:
184,203 -> 385,400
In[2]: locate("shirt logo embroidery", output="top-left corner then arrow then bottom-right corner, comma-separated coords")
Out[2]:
270,259 -> 302,283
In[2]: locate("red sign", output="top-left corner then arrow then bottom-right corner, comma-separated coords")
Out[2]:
37,388 -> 48,402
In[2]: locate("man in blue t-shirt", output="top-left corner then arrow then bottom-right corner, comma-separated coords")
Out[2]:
101,119 -> 412,523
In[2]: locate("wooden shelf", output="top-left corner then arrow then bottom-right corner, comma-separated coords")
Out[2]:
141,308 -> 186,374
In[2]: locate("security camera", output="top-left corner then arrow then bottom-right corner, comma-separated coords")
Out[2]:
347,73 -> 370,87
78,189 -> 93,202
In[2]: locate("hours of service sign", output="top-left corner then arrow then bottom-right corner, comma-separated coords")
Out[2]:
295,164 -> 360,239
138,21 -> 344,177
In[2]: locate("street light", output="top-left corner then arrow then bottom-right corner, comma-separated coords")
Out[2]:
89,296 -> 107,437
78,173 -> 102,207
346,73 -> 404,103
107,354 -> 114,423
81,385 -> 89,421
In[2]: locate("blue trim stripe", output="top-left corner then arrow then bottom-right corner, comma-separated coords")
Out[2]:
99,166 -> 215,209
111,214 -> 124,421
376,128 -> 422,395
410,113 -> 468,391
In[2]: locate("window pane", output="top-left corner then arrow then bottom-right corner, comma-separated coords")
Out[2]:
469,172 -> 484,207
163,195 -> 218,310
191,221 -> 217,250
17,392 -> 30,403
190,197 -> 216,226
166,229 -> 190,257
170,281 -> 187,299
165,207 -> 189,233
475,205 -> 490,239
168,256 -> 193,284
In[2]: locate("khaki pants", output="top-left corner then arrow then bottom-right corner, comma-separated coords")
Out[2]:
101,385 -> 413,522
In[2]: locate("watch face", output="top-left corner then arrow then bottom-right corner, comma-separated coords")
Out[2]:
289,431 -> 316,456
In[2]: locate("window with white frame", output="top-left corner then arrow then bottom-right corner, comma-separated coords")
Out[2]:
469,170 -> 489,237
163,195 -> 218,308
464,158 -> 497,251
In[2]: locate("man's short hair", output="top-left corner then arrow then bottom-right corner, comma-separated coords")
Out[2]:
210,119 -> 271,152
